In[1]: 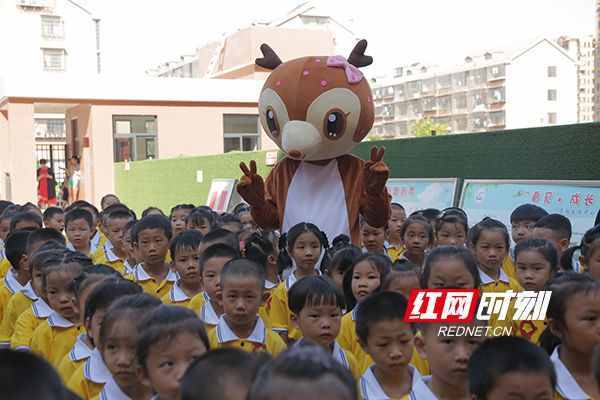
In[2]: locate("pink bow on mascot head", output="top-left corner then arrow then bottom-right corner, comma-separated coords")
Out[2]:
326,55 -> 365,84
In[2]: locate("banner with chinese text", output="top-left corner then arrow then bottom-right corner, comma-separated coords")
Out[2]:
460,180 -> 600,244
386,178 -> 458,216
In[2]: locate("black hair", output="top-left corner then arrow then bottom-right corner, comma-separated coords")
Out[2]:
0,349 -> 67,400
220,258 -> 265,291
420,245 -> 481,289
4,231 -> 30,270
201,228 -> 240,252
64,208 -> 94,230
244,232 -> 275,268
468,217 -> 510,249
355,291 -> 412,344
324,245 -> 362,277
198,243 -> 239,272
539,274 -> 599,354
400,215 -> 434,243
440,207 -> 468,224
9,212 -> 43,233
42,207 -> 63,222
391,202 -> 405,211
330,234 -> 352,252
131,214 -> 173,243
100,194 -> 120,209
382,269 -> 419,292
580,224 -> 600,261
510,204 -> 549,224
468,336 -> 556,400
233,203 -> 251,215
71,264 -> 123,298
182,349 -> 270,400
288,276 -> 344,315
170,229 -> 203,259
20,203 -> 40,214
247,344 -> 357,400
392,258 -> 419,272
123,219 -> 136,234
141,207 -> 165,218
435,214 -> 468,237
28,249 -> 64,278
0,205 -> 19,224
220,213 -> 242,227
279,222 -> 329,271
409,208 -> 440,224
170,204 -> 195,217
342,253 -> 391,311
41,250 -> 93,291
26,228 -> 66,254
33,240 -> 66,254
0,200 -> 13,215
514,238 -> 558,273
186,208 -> 216,230
534,214 -> 572,241
99,293 -> 161,347
66,200 -> 98,215
137,305 -> 209,370
103,208 -> 135,225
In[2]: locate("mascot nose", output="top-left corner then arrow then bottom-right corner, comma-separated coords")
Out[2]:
281,120 -> 321,160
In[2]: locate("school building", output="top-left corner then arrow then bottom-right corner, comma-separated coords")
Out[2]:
0,73 -> 278,205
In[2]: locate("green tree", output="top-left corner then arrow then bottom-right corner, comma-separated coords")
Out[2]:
411,118 -> 450,137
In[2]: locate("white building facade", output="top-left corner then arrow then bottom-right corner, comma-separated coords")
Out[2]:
371,39 -> 578,138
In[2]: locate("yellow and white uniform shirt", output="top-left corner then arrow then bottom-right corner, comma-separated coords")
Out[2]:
68,348 -> 111,400
478,268 -> 522,294
0,281 -> 38,346
126,264 -> 178,299
58,333 -> 93,383
209,315 -> 286,356
31,310 -> 82,367
96,376 -> 131,400
551,346 -> 593,400
0,270 -> 27,322
92,241 -> 127,275
11,297 -> 52,350
359,364 -> 424,400
161,281 -> 193,307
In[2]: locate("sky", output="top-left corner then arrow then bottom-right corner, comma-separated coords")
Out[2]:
95,0 -> 595,78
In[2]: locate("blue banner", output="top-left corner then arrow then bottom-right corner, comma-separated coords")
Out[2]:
386,179 -> 458,217
460,180 -> 600,245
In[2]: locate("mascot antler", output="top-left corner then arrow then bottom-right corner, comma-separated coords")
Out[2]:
255,44 -> 282,70
348,39 -> 373,68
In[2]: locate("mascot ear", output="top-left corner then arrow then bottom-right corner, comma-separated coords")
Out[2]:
348,39 -> 373,68
256,43 -> 282,70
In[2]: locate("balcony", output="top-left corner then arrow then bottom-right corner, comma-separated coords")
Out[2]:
18,0 -> 50,8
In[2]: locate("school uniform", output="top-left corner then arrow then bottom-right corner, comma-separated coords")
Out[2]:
95,376 -> 132,400
515,319 -> 547,345
502,255 -> 518,281
0,282 -> 37,346
551,346 -> 593,400
408,375 -> 443,400
0,257 -> 11,278
125,264 -> 177,299
208,315 -> 286,356
386,244 -> 405,262
270,272 -> 321,341
188,292 -> 221,331
31,310 -> 83,367
0,270 -> 27,325
11,297 -> 52,349
296,338 -> 360,379
359,364 -> 423,400
264,279 -> 278,310
58,333 -> 93,384
91,241 -> 127,275
338,308 -> 430,376
478,268 -> 522,294
68,348 -> 111,400
161,281 -> 195,308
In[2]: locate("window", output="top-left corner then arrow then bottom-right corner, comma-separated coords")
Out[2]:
223,114 -> 259,153
42,48 -> 66,71
112,116 -> 157,162
547,66 -> 557,77
34,118 -> 65,139
41,15 -> 64,39
547,89 -> 557,101
548,112 -> 557,124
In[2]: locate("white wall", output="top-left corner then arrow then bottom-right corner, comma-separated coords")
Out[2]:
505,40 -> 578,129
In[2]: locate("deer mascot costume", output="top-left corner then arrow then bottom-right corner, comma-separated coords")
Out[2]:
237,40 -> 390,244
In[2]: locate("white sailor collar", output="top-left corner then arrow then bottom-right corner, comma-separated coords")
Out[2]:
100,376 -> 132,400
216,315 -> 266,345
551,346 -> 591,399
410,375 -> 439,400
133,264 -> 178,283
285,269 -> 322,290
4,271 -> 25,295
47,310 -> 75,328
21,281 -> 38,301
123,260 -> 135,275
31,298 -> 53,319
103,241 -> 120,263
66,242 -> 75,251
84,348 -> 111,383
169,282 -> 190,302
332,341 -> 351,370
264,280 -> 278,290
360,364 -> 422,400
90,231 -> 101,253
478,267 -> 510,285
200,292 -> 220,325
69,334 -> 93,362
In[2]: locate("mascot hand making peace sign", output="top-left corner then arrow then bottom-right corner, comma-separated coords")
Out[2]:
237,40 -> 390,244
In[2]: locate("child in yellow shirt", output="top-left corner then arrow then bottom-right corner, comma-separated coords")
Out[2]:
208,259 -> 285,355
0,231 -> 31,326
125,215 -> 177,299
386,203 -> 407,261
42,206 -> 65,233
270,223 -> 326,344
162,230 -> 203,307
91,208 -> 135,275
136,303 -> 208,400
243,231 -> 282,302
188,243 -> 238,329
288,275 -> 359,379
65,209 -> 94,256
470,218 -> 522,293
508,204 -> 549,279
31,251 -> 92,367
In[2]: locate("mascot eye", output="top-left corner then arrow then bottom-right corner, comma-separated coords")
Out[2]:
323,109 -> 347,140
266,107 -> 280,137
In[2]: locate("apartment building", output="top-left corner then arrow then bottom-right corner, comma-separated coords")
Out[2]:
371,39 -> 578,138
558,35 -> 595,122
0,0 -> 99,183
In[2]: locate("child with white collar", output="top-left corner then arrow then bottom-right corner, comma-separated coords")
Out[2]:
0,231 -> 31,330
162,230 -> 203,307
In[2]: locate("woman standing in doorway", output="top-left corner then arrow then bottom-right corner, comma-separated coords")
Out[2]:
37,159 -> 57,208
68,156 -> 81,203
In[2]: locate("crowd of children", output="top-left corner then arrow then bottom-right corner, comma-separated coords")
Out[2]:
0,196 -> 598,400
